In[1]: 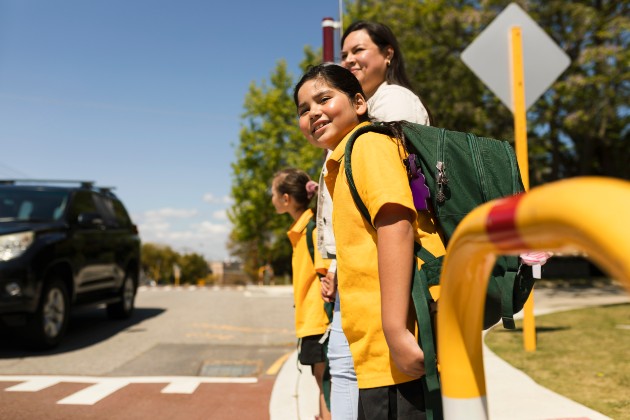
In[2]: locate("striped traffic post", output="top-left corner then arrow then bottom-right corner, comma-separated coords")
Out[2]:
437,176 -> 630,419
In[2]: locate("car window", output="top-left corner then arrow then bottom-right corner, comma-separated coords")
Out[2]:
0,189 -> 69,222
92,194 -> 119,228
111,199 -> 133,228
68,191 -> 98,223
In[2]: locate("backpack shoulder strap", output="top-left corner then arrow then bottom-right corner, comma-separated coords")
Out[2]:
344,123 -> 391,229
305,218 -> 316,264
344,123 -> 437,264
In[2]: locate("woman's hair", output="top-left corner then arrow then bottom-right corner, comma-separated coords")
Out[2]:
341,20 -> 434,124
273,168 -> 318,210
293,63 -> 370,123
342,20 -> 413,91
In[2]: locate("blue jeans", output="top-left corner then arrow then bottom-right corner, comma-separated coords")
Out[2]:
328,291 -> 359,419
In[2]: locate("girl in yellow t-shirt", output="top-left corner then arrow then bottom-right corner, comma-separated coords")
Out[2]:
293,63 -> 447,419
270,168 -> 331,420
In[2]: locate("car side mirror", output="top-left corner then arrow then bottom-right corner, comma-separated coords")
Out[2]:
77,212 -> 104,228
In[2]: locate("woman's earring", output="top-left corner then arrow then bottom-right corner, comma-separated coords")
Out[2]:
386,59 -> 391,67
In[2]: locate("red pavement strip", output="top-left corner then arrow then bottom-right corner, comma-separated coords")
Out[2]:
0,378 -> 275,420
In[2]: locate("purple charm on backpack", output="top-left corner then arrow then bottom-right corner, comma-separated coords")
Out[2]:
407,154 -> 430,211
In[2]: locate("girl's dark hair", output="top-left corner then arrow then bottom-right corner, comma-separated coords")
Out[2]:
293,63 -> 370,123
273,168 -> 315,211
341,20 -> 434,125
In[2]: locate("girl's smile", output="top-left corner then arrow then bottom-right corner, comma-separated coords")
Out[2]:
296,78 -> 367,150
312,119 -> 329,132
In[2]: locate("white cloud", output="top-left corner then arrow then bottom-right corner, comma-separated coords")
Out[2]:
137,220 -> 170,234
198,220 -> 230,234
143,207 -> 198,219
203,193 -> 233,204
135,206 -> 231,261
212,209 -> 228,220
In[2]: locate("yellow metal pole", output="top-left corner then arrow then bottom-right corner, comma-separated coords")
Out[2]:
511,25 -> 536,352
512,26 -> 529,189
438,177 -> 630,418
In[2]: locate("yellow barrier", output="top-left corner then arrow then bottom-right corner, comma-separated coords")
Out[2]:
436,176 -> 630,419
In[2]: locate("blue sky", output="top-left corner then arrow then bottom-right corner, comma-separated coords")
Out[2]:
0,0 -> 342,261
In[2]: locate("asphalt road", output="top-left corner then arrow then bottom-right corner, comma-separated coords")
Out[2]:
0,284 -> 297,419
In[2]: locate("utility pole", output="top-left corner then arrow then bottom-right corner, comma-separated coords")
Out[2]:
321,17 -> 338,62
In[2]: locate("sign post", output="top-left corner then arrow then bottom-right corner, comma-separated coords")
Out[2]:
509,25 -> 537,351
461,2 -> 570,351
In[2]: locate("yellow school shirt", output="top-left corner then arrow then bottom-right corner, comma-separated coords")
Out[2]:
288,208 -> 330,338
324,122 -> 447,389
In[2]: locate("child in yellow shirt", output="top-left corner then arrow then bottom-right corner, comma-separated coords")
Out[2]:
271,168 -> 331,420
293,63 -> 447,419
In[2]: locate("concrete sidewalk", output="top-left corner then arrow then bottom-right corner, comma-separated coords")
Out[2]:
269,285 -> 629,419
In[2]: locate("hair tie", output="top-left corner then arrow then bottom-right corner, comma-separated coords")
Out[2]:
305,180 -> 319,200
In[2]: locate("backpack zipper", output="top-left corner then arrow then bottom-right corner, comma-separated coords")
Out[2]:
436,129 -> 448,204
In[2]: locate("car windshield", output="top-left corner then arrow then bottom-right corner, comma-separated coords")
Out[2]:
0,189 -> 70,222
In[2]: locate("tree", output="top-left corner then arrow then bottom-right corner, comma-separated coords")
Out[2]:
526,0 -> 629,180
179,253 -> 211,283
345,0 -> 515,138
141,243 -> 179,284
141,243 -> 209,284
344,0 -> 628,183
228,49 -> 321,280
229,0 -> 627,273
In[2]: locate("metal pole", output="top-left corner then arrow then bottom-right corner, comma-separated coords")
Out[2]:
438,177 -> 630,418
510,25 -> 537,352
322,17 -> 336,62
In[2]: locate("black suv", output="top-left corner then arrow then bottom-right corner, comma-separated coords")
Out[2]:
0,180 -> 141,349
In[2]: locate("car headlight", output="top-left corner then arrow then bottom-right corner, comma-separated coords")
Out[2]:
0,231 -> 34,261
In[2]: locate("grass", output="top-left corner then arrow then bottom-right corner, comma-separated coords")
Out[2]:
485,302 -> 630,419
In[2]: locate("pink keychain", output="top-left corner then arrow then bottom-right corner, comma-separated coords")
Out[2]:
520,251 -> 553,279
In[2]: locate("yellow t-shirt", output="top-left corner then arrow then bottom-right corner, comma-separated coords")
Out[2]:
288,208 -> 330,338
324,122 -> 447,389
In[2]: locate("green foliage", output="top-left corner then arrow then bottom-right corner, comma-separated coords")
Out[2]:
344,0 -> 628,183
141,243 -> 179,283
141,243 -> 209,284
345,0 -> 514,138
228,51 -> 321,279
179,253 -> 211,283
525,0 -> 629,180
229,0 -> 627,274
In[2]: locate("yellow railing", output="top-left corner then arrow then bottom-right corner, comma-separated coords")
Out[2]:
436,176 -> 630,419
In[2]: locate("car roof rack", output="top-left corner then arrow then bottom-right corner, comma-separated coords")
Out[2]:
0,179 -> 96,188
98,187 -> 118,195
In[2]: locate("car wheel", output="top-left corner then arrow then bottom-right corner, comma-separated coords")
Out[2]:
107,273 -> 136,320
24,278 -> 70,349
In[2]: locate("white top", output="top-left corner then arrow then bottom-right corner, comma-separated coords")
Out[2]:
316,82 -> 430,270
368,82 -> 430,125
316,149 -> 336,269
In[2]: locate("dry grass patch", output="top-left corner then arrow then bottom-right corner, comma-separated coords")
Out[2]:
485,303 -> 630,419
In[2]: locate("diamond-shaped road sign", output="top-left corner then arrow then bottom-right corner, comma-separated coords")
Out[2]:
461,3 -> 570,112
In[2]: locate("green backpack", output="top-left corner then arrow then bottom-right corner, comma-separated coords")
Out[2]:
344,122 -> 535,420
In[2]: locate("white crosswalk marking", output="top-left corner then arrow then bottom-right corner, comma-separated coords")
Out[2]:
1,375 -> 258,405
161,379 -> 200,394
57,380 -> 129,405
5,377 -> 61,392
